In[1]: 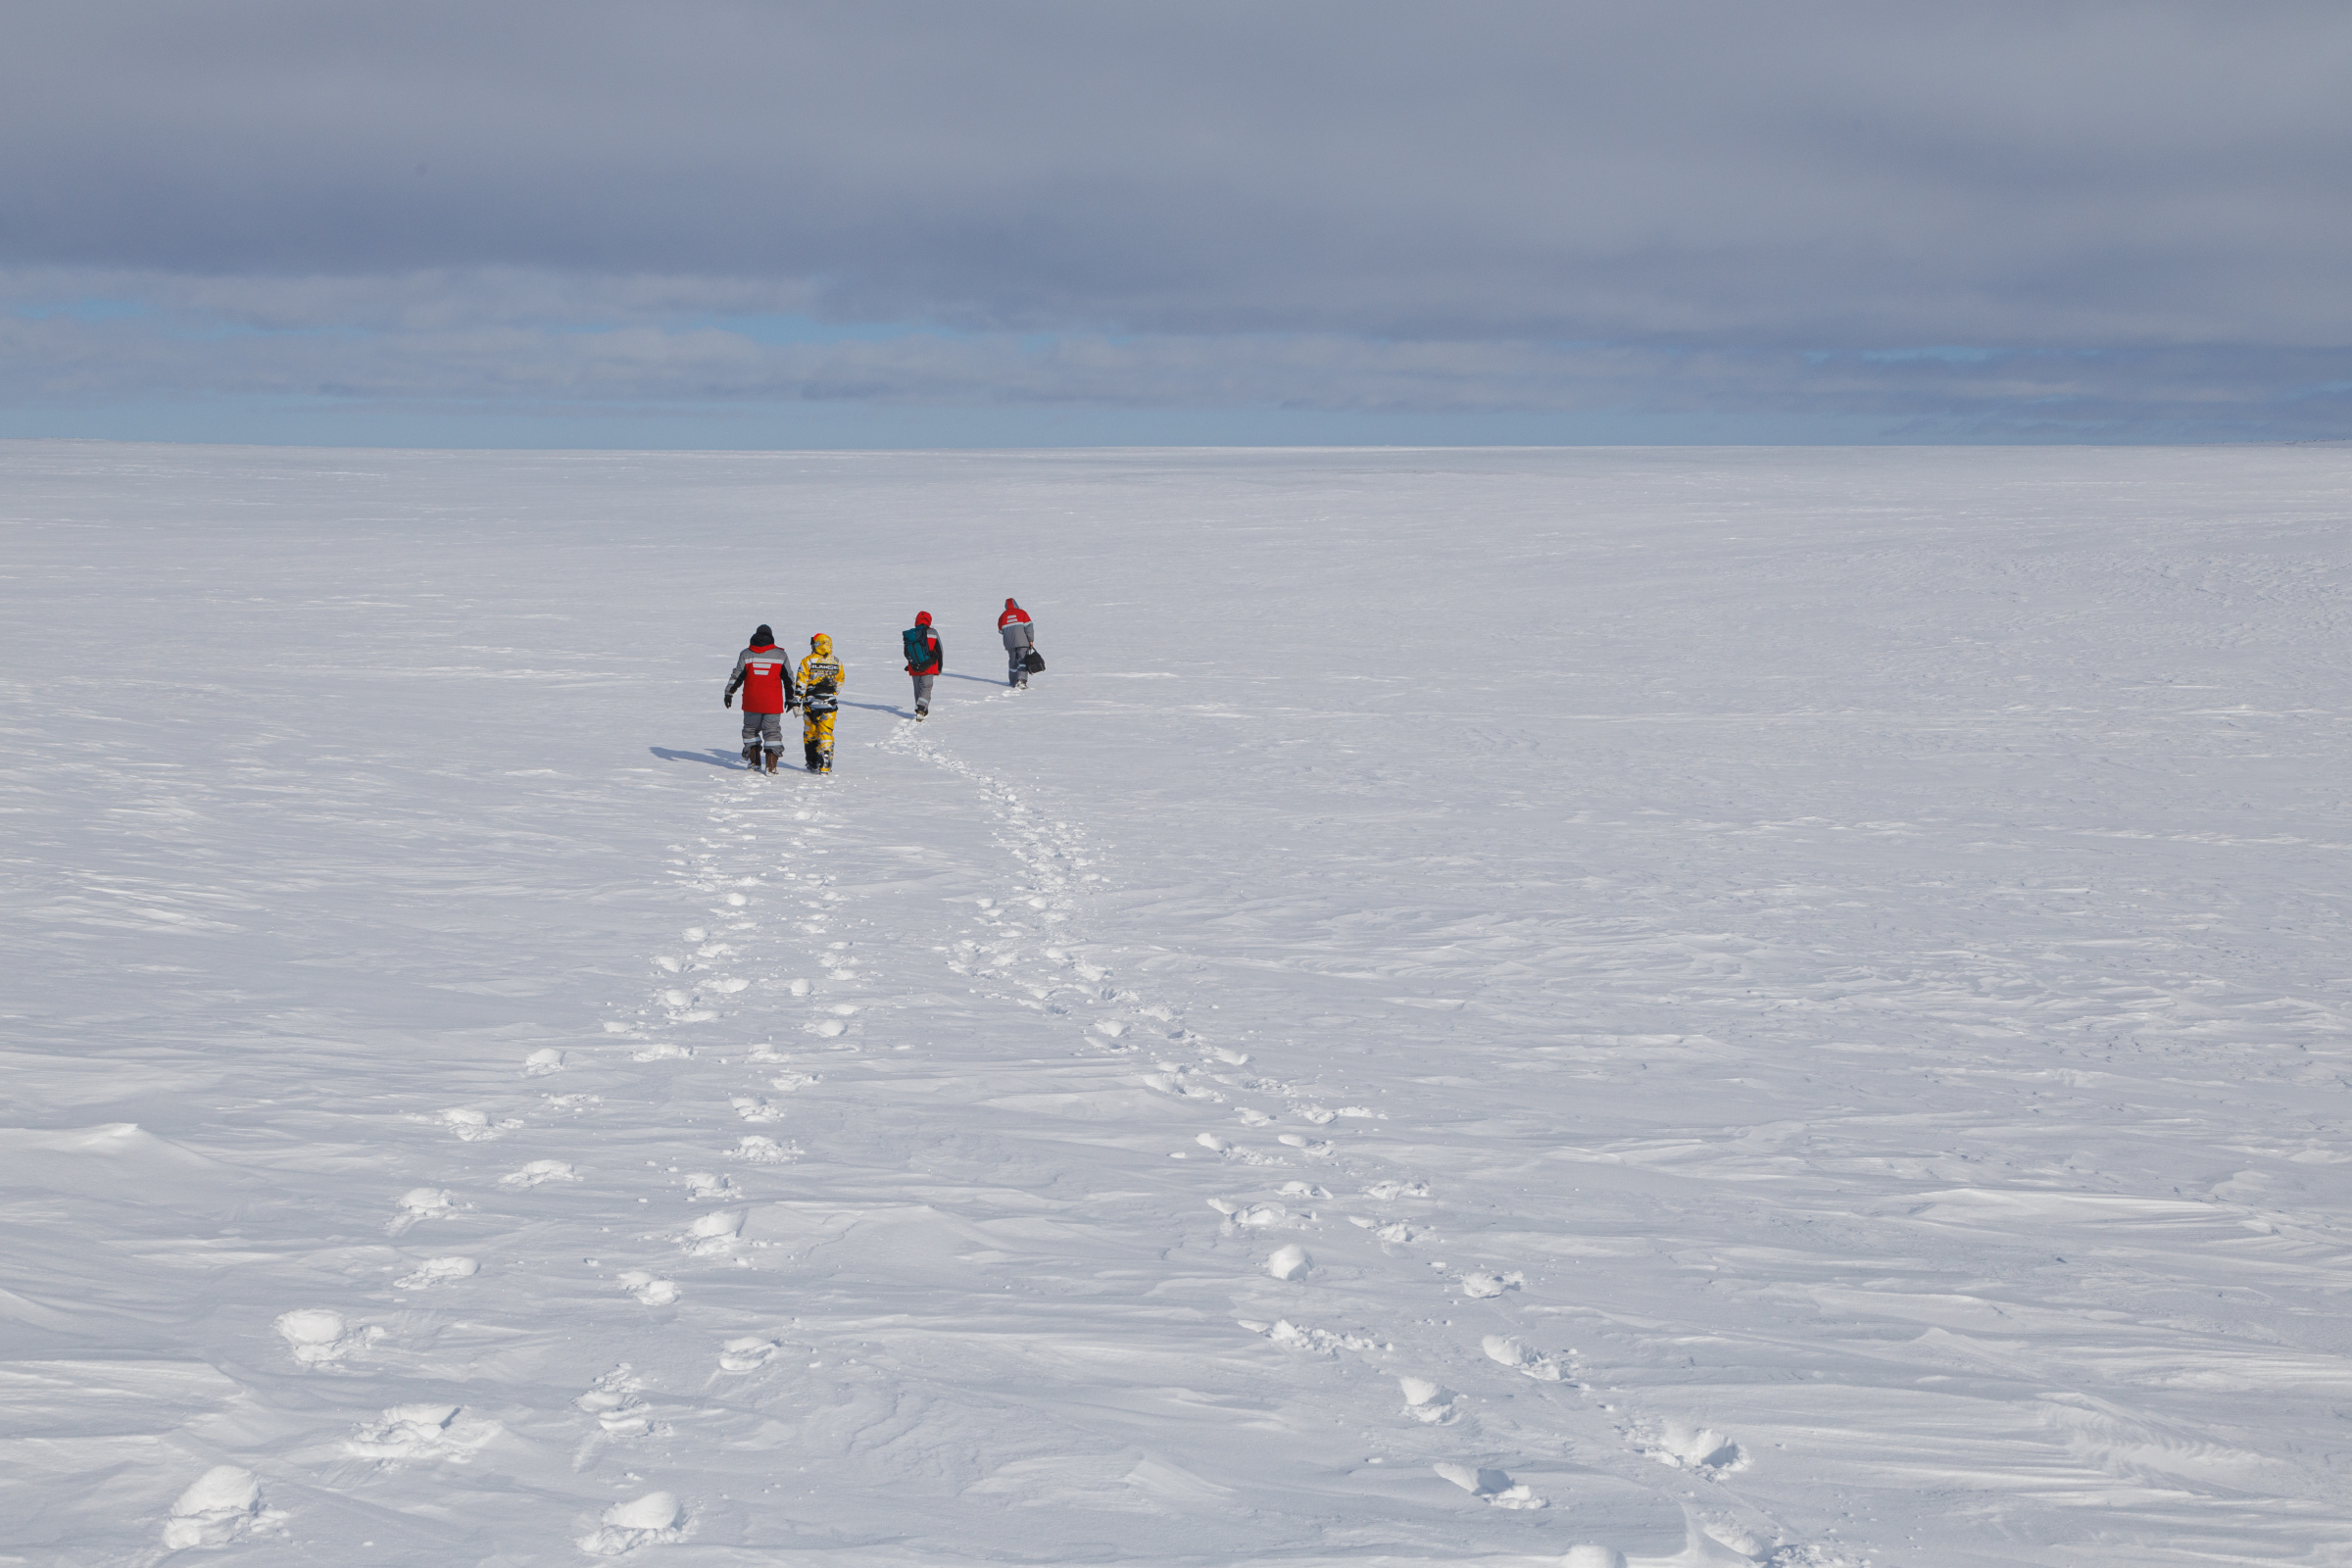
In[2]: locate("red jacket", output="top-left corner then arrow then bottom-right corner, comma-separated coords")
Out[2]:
730,644 -> 794,711
998,603 -> 1031,630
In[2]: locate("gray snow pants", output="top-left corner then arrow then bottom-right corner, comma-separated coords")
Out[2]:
742,710 -> 784,747
910,674 -> 935,710
1001,622 -> 1034,683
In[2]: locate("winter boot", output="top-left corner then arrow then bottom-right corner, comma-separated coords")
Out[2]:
742,742 -> 760,769
817,747 -> 834,774
805,742 -> 822,773
915,703 -> 928,720
763,747 -> 781,773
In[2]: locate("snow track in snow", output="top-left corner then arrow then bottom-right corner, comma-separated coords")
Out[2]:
6,443 -> 2351,1565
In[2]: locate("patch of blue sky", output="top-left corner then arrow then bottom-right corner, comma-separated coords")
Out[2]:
10,296 -> 154,323
179,320 -> 374,343
1858,346 -> 2000,365
11,296 -> 379,341
658,313 -> 939,345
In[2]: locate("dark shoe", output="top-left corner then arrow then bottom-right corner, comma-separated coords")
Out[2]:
742,744 -> 760,768
763,748 -> 781,773
914,705 -> 928,719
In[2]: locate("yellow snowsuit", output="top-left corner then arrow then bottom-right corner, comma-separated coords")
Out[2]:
798,635 -> 844,772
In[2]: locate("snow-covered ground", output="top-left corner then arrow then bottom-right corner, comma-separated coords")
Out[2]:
3,441 -> 2350,1568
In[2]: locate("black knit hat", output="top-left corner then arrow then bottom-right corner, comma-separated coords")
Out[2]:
753,624 -> 773,645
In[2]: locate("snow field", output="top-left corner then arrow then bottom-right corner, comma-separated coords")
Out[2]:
2,443 -> 2350,1565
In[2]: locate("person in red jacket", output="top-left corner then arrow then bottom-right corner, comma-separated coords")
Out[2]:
722,624 -> 798,773
902,611 -> 943,719
998,598 -> 1036,688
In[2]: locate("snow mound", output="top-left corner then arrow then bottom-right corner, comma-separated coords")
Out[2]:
680,1210 -> 744,1255
501,1159 -> 580,1188
161,1465 -> 262,1548
717,1337 -> 780,1372
393,1255 -> 478,1290
386,1187 -> 459,1235
273,1308 -> 372,1366
344,1403 -> 499,1463
579,1491 -> 683,1554
1482,1334 -> 1565,1380
1638,1420 -> 1749,1475
434,1107 -> 520,1141
1433,1462 -> 1545,1508
1398,1376 -> 1458,1422
618,1270 -> 679,1305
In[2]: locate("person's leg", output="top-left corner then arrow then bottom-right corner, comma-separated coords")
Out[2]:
760,712 -> 783,771
912,674 -> 934,714
803,709 -> 821,771
813,710 -> 835,771
1007,647 -> 1023,685
741,709 -> 761,767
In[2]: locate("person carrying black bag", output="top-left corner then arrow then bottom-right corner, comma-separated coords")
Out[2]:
998,598 -> 1042,688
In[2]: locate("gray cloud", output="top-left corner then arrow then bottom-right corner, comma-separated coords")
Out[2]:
6,3 -> 2350,435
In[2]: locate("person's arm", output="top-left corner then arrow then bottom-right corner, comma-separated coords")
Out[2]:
724,651 -> 746,707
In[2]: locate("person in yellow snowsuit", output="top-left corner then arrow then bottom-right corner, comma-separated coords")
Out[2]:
797,633 -> 844,773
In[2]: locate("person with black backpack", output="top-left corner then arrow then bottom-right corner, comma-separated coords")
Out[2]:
902,612 -> 943,719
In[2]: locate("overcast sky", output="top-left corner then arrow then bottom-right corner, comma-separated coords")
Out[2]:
5,1 -> 2348,446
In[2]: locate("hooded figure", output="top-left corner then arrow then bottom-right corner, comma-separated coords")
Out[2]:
903,611 -> 943,719
798,633 -> 844,772
724,623 -> 798,772
997,598 -> 1036,687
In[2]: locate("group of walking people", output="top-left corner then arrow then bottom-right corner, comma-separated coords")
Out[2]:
724,599 -> 1042,774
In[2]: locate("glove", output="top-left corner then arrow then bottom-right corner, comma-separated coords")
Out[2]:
723,693 -> 733,709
